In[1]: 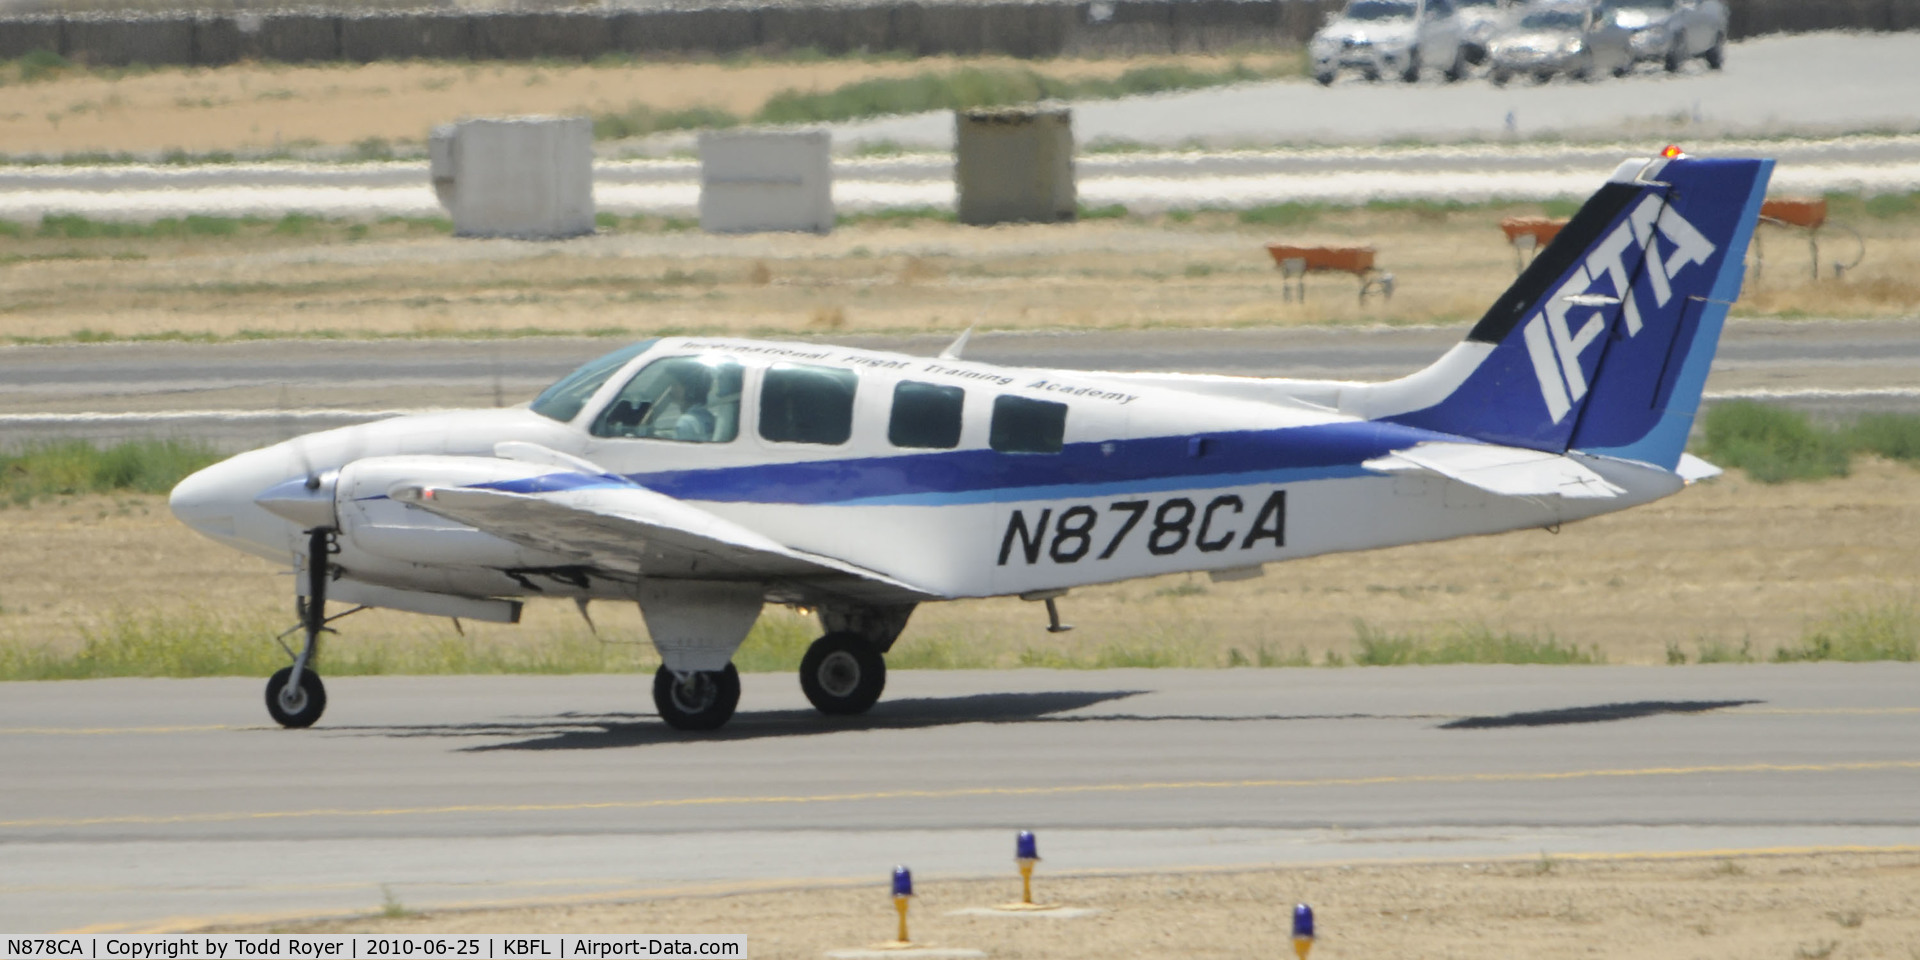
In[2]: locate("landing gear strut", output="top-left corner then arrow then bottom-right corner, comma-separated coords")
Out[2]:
268,527 -> 334,728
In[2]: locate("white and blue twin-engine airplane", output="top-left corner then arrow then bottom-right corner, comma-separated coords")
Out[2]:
171,152 -> 1772,731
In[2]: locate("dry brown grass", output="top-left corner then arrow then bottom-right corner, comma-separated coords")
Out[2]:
4,202 -> 1912,346
0,52 -> 1298,156
4,458 -> 1917,668
0,208 -> 1610,341
251,852 -> 1920,960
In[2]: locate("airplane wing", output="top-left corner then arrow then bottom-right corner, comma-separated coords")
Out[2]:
1362,441 -> 1626,500
388,480 -> 941,605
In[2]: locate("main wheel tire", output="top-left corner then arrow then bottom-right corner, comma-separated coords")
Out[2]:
1443,49 -> 1466,82
1401,49 -> 1421,83
1314,71 -> 1335,86
799,632 -> 887,716
266,666 -> 326,728
1664,44 -> 1684,72
1704,37 -> 1725,70
653,663 -> 741,731
1491,68 -> 1510,86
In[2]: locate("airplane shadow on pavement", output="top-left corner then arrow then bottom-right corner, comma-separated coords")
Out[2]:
1439,699 -> 1762,729
334,689 -> 1153,751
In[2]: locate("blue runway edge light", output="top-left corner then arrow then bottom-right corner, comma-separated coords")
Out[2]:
893,866 -> 914,898
1292,903 -> 1315,939
1291,903 -> 1316,960
1016,830 -> 1038,860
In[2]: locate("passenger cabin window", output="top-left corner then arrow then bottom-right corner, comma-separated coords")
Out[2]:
590,355 -> 744,443
529,340 -> 656,423
990,395 -> 1068,453
888,381 -> 965,449
760,363 -> 858,445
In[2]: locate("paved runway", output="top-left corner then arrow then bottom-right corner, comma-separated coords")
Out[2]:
2,665 -> 1916,933
3,321 -> 1918,447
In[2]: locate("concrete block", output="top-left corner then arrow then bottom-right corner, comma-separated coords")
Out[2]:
473,12 -> 611,60
699,130 -> 834,235
63,15 -> 194,66
955,105 -> 1075,226
432,116 -> 596,240
611,8 -> 758,56
191,16 -> 244,66
250,14 -> 341,63
0,18 -> 63,60
341,14 -> 472,62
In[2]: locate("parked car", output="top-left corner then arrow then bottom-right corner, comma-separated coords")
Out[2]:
1454,0 -> 1515,65
1310,0 -> 1469,85
1599,0 -> 1729,71
1489,1 -> 1632,84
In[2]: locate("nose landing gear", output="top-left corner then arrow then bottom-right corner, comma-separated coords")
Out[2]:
267,526 -> 361,729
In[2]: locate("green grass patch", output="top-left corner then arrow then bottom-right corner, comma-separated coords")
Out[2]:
1237,202 -> 1321,228
1774,599 -> 1919,663
1694,401 -> 1852,483
0,612 -> 673,680
752,61 -> 1279,128
1845,413 -> 1920,463
1351,621 -> 1601,665
592,103 -> 741,140
1,439 -> 223,506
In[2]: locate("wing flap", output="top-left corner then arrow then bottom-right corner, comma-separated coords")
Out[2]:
1364,442 -> 1626,500
390,481 -> 938,602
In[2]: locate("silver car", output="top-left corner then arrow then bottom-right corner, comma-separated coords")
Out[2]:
1454,0 -> 1515,65
1310,0 -> 1469,85
1489,2 -> 1632,84
1600,0 -> 1729,71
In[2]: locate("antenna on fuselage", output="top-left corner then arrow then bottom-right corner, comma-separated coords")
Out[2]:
938,326 -> 973,360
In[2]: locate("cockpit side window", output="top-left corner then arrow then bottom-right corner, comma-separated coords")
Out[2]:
888,381 -> 965,449
590,355 -> 744,443
759,363 -> 858,445
990,395 -> 1068,453
529,340 -> 656,423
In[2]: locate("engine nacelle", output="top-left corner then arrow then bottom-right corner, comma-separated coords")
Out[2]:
334,456 -> 579,569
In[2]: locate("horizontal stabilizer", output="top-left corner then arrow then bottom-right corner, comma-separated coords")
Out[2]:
1675,453 -> 1724,484
1364,442 -> 1625,500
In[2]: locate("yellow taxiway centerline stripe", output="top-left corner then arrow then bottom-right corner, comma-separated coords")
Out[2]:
8,759 -> 1919,830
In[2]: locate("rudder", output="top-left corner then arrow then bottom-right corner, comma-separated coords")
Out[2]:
1380,154 -> 1773,470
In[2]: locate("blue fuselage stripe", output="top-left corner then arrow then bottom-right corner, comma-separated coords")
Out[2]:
481,421 -> 1460,506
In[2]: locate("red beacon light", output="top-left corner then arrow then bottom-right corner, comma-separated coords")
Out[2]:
1661,144 -> 1687,159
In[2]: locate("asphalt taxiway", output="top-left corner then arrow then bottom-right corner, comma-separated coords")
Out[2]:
3,665 -> 1916,932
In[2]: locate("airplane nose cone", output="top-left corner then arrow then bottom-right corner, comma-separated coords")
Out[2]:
169,459 -> 244,540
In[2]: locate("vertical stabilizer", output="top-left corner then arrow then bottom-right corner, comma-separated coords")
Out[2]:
1376,155 -> 1773,470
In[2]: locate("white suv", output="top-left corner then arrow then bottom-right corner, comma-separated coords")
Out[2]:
1311,0 -> 1469,85
1600,0 -> 1730,71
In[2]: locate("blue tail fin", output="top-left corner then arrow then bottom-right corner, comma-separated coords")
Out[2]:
1382,155 -> 1773,470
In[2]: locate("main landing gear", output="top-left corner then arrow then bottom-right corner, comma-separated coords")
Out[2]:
795,604 -> 915,719
799,632 -> 886,715
651,663 -> 741,731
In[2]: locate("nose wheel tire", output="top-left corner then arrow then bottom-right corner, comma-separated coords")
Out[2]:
799,632 -> 887,716
266,666 -> 327,728
653,663 -> 741,731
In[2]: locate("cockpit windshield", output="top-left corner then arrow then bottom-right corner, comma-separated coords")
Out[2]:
529,340 -> 657,423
